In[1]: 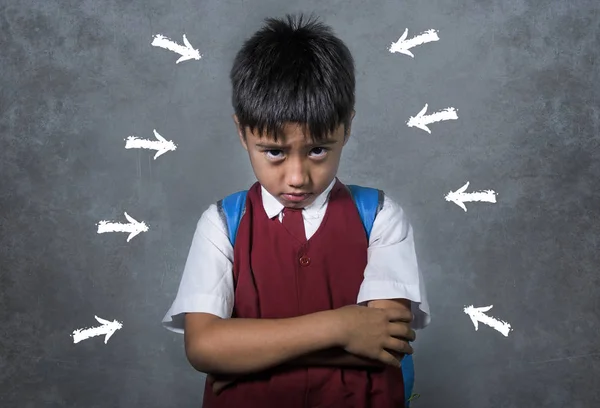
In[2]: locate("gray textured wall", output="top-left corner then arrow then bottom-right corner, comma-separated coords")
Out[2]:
1,0 -> 599,407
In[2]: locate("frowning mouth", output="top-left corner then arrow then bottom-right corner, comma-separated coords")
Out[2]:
282,193 -> 311,202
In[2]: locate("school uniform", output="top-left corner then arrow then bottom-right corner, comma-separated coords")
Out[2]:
162,177 -> 430,407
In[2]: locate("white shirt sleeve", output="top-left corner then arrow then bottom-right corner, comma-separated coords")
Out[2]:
161,204 -> 235,334
357,193 -> 431,330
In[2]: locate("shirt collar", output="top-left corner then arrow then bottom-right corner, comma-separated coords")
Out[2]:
261,177 -> 337,219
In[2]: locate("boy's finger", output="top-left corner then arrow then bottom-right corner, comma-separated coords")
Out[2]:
386,308 -> 413,322
213,380 -> 233,395
390,322 -> 415,340
383,350 -> 402,368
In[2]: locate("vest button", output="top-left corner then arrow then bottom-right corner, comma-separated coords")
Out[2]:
299,255 -> 311,266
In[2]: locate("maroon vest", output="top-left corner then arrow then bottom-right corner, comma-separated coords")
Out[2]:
202,179 -> 404,408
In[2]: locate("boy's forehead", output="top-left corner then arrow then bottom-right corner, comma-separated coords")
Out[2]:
249,122 -> 344,144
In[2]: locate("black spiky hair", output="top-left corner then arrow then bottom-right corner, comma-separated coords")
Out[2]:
229,12 -> 356,142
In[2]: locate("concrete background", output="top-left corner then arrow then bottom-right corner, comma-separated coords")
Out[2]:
1,0 -> 599,406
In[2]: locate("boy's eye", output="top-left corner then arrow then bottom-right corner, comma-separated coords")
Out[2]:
310,147 -> 328,157
265,150 -> 283,159
263,147 -> 329,159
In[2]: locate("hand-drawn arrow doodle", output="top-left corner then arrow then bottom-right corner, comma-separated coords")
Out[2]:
97,212 -> 148,242
464,305 -> 512,337
151,34 -> 201,64
389,28 -> 440,57
72,315 -> 123,344
125,129 -> 177,159
407,104 -> 458,134
445,181 -> 497,212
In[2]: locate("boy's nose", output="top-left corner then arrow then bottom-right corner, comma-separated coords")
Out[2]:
285,157 -> 309,188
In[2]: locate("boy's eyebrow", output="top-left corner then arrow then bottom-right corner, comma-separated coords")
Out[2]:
255,139 -> 338,148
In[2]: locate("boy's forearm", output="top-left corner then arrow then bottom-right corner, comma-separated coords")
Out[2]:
284,299 -> 411,369
187,309 -> 343,375
286,347 -> 384,368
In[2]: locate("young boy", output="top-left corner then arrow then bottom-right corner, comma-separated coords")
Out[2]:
162,13 -> 430,408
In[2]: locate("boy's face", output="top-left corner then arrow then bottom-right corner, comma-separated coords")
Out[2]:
234,112 -> 354,209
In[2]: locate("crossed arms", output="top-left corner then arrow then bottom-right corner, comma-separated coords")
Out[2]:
184,299 -> 412,395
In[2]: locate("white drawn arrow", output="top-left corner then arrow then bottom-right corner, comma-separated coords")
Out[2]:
72,315 -> 123,344
445,181 -> 497,212
97,212 -> 149,242
151,34 -> 201,64
407,103 -> 458,134
464,305 -> 512,337
389,28 -> 440,57
125,129 -> 177,159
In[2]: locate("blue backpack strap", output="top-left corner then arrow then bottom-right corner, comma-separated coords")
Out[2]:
346,185 -> 383,236
403,353 -> 417,407
217,190 -> 248,247
347,184 -> 415,408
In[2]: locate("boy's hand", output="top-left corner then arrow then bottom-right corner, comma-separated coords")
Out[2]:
334,302 -> 415,368
367,299 -> 414,364
207,374 -> 241,395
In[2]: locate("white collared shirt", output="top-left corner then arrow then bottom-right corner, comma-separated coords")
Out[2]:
162,178 -> 431,333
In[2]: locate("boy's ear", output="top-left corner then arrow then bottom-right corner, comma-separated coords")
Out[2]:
343,110 -> 356,146
233,114 -> 248,151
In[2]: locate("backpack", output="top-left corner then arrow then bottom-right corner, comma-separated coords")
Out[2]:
219,184 -> 416,407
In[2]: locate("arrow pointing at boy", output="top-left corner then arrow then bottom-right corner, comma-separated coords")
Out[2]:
97,212 -> 149,242
389,28 -> 440,57
125,129 -> 177,159
407,104 -> 458,134
151,34 -> 201,64
444,181 -> 497,212
72,315 -> 123,344
464,305 -> 512,337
